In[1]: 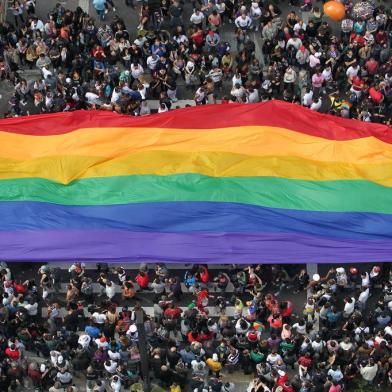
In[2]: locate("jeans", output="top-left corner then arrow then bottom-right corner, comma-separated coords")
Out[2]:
95,8 -> 105,20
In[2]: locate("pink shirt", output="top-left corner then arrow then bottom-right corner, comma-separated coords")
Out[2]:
312,74 -> 324,88
329,385 -> 342,392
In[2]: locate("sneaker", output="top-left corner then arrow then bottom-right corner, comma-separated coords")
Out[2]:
112,7 -> 116,11
105,9 -> 108,14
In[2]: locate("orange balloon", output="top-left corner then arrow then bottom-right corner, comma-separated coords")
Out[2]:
323,1 -> 345,21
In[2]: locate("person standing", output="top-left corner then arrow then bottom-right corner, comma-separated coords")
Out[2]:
93,0 -> 106,20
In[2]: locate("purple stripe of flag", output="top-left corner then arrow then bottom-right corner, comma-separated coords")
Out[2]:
0,230 -> 391,263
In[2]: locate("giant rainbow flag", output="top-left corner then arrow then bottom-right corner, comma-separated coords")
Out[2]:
0,100 -> 391,263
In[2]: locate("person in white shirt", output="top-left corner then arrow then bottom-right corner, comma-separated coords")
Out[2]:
354,323 -> 369,342
246,87 -> 259,103
361,272 -> 370,288
235,318 -> 250,335
105,281 -> 116,300
293,21 -> 306,34
42,66 -> 52,79
266,351 -> 282,366
50,350 -> 61,366
250,2 -> 261,31
339,338 -> 353,354
343,297 -> 355,317
310,97 -> 322,111
190,9 -> 205,28
235,13 -> 252,30
92,312 -> 106,324
158,103 -> 169,113
384,325 -> 392,337
346,63 -> 360,79
111,87 -> 121,104
68,262 -> 85,275
173,29 -> 188,45
360,359 -> 378,382
2,293 -> 12,306
139,100 -> 151,116
78,333 -> 91,349
133,35 -> 146,48
302,88 -> 313,107
25,299 -> 38,316
0,264 -> 11,281
3,281 -> 14,297
286,36 -> 302,51
322,66 -> 333,83
357,287 -> 370,310
293,320 -> 307,335
222,382 -> 235,392
191,357 -> 206,373
56,369 -> 72,385
247,379 -> 271,392
104,359 -> 118,374
308,52 -> 321,68
231,83 -> 246,101
31,18 -> 44,32
311,337 -> 325,356
146,54 -> 159,71
130,62 -> 144,79
194,87 -> 207,105
85,92 -> 100,104
126,324 -> 139,342
110,375 -> 122,392
108,348 -> 121,361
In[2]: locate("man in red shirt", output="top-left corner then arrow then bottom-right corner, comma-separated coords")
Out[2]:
198,266 -> 209,286
365,57 -> 379,75
280,300 -> 293,319
267,314 -> 283,334
375,29 -> 387,45
282,382 -> 295,392
276,369 -> 289,386
135,271 -> 149,290
298,352 -> 313,369
191,28 -> 204,47
164,303 -> 183,319
329,381 -> 342,392
5,344 -> 20,361
350,76 -> 364,97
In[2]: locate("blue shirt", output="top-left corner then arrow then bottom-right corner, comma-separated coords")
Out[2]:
93,0 -> 106,11
85,325 -> 100,338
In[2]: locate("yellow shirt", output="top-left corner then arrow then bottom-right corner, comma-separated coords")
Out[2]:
206,358 -> 222,372
170,385 -> 181,392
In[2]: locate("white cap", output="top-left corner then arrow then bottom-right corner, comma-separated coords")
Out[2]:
313,273 -> 320,282
129,324 -> 137,333
40,364 -> 46,372
336,267 -> 345,274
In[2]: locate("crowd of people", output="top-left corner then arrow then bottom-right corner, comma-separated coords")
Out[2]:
0,0 -> 389,123
0,262 -> 391,391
